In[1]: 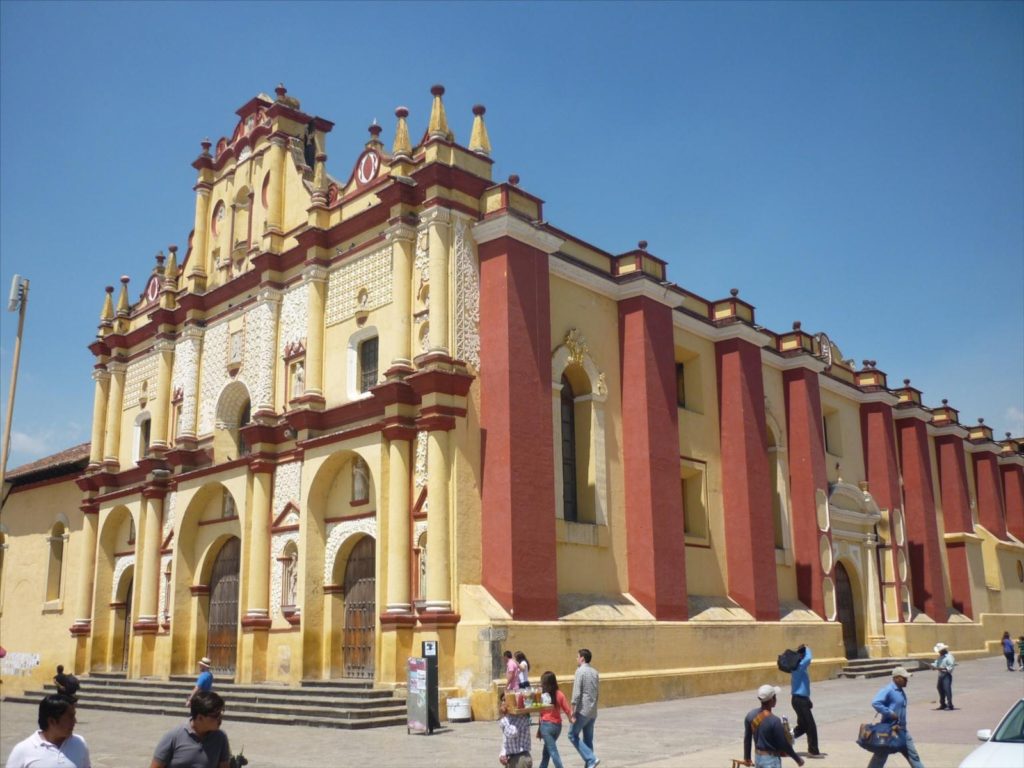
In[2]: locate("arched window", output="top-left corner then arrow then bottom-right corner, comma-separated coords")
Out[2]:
560,374 -> 578,523
347,326 -> 379,399
46,522 -> 67,602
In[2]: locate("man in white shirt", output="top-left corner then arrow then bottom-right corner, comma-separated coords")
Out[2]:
5,694 -> 91,768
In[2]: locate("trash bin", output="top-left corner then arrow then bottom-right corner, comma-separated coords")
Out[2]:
446,697 -> 471,722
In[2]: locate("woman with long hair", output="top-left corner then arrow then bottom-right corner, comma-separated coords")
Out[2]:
537,671 -> 573,768
515,651 -> 531,689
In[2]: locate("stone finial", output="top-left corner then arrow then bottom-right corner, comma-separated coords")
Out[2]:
1007,432 -> 1013,440
730,288 -> 739,297
100,285 -> 115,322
155,251 -> 165,272
941,398 -> 948,406
793,321 -> 802,331
392,107 -> 412,158
200,138 -> 212,157
638,240 -> 648,251
275,83 -> 288,101
427,84 -> 452,140
368,120 -> 383,144
116,276 -> 131,316
978,417 -> 985,424
164,245 -> 179,281
508,174 -> 520,186
469,104 -> 491,156
903,378 -> 911,387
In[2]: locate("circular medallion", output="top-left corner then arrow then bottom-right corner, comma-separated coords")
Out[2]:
145,275 -> 161,304
356,150 -> 380,186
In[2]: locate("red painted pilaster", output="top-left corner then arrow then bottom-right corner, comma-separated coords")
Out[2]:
715,337 -> 778,620
934,434 -> 974,616
783,367 -> 831,618
478,235 -> 558,620
973,451 -> 1008,539
618,296 -> 686,620
896,418 -> 948,622
861,401 -> 906,621
1001,463 -> 1024,541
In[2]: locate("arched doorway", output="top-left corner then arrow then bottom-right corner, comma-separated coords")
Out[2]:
835,562 -> 858,659
119,579 -> 133,671
207,538 -> 240,675
342,536 -> 375,679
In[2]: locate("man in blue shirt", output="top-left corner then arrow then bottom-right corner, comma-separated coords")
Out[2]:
789,644 -> 821,758
867,666 -> 925,768
186,657 -> 214,708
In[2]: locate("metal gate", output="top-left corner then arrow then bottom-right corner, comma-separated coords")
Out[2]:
342,536 -> 376,679
120,579 -> 133,671
835,562 -> 859,659
207,537 -> 240,675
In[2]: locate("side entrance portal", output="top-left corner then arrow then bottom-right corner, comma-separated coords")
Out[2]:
207,537 -> 241,675
342,536 -> 375,679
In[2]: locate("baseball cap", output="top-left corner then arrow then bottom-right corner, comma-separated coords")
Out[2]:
891,666 -> 912,678
757,684 -> 781,702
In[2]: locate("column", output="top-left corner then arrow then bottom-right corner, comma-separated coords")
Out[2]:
860,400 -> 907,621
188,181 -> 212,284
384,428 -> 413,614
149,340 -> 174,453
70,502 -> 99,636
88,369 -> 110,468
973,451 -> 1008,538
102,362 -> 127,467
896,417 -> 948,622
618,295 -> 686,620
783,367 -> 832,618
424,208 -> 450,354
1001,462 -> 1024,541
178,327 -> 203,441
475,217 -> 561,620
265,136 -> 287,236
863,533 -> 890,656
303,265 -> 328,402
715,335 -> 778,620
135,489 -> 164,628
935,433 -> 975,616
425,425 -> 453,612
385,223 -> 415,372
243,463 -> 273,627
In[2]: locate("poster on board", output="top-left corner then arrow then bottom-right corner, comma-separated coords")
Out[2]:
407,656 -> 428,734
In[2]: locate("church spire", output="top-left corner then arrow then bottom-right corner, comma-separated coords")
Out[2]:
427,84 -> 452,141
392,106 -> 412,159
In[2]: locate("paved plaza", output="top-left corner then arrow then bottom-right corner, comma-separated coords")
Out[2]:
3,656 -> 1021,767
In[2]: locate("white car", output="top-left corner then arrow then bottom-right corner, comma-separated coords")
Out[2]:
959,697 -> 1024,768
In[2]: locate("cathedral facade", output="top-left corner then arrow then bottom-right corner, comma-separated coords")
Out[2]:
2,85 -> 1022,715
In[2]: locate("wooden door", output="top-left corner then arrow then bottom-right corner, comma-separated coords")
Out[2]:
343,536 -> 376,679
120,579 -> 133,671
207,537 -> 240,675
835,562 -> 859,659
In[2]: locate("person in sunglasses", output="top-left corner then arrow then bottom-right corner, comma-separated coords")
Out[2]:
151,690 -> 231,768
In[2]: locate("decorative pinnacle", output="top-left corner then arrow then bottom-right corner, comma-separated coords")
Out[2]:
508,174 -> 520,186
638,240 -> 648,251
368,120 -> 382,140
730,288 -> 739,297
116,275 -> 131,315
427,84 -> 451,140
1007,432 -> 1013,439
793,321 -> 802,330
100,285 -> 115,322
941,398 -> 948,405
275,83 -> 287,100
155,251 -> 165,267
200,138 -> 212,156
978,417 -> 985,424
469,103 -> 491,156
165,245 -> 179,280
392,106 -> 412,158
903,378 -> 911,386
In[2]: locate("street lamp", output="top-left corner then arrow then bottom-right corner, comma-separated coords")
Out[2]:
0,274 -> 30,499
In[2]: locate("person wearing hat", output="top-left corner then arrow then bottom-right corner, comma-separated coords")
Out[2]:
186,657 -> 214,708
930,643 -> 955,710
742,684 -> 805,768
867,667 -> 924,768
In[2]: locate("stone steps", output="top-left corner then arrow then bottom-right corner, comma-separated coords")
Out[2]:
6,675 -> 408,730
836,657 -> 930,679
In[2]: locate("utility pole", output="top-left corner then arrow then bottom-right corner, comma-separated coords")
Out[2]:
1,274 -> 30,497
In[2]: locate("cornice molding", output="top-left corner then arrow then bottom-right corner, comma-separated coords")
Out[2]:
892,405 -> 932,423
473,214 -> 564,254
928,423 -> 970,439
760,348 -> 828,373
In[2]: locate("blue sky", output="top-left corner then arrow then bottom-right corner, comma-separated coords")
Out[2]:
1,1 -> 1021,469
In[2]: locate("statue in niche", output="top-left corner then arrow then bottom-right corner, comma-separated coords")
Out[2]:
291,361 -> 305,399
352,456 -> 369,503
283,552 -> 298,608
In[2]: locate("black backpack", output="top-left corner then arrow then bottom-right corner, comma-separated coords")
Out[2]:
777,649 -> 801,673
64,674 -> 81,695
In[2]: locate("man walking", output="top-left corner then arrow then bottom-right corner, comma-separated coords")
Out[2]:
6,694 -> 92,768
742,684 -> 805,768
931,643 -> 955,710
569,648 -> 600,768
186,657 -> 214,708
152,690 -> 231,768
789,644 -> 821,758
867,666 -> 925,768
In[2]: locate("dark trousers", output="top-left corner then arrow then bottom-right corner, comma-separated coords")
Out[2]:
791,695 -> 818,754
937,672 -> 953,708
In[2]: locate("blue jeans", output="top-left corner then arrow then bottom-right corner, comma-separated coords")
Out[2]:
866,730 -> 925,768
755,755 -> 782,768
937,672 -> 953,708
539,720 -> 564,768
568,714 -> 597,766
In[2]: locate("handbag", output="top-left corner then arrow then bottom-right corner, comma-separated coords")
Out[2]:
856,719 -> 907,754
